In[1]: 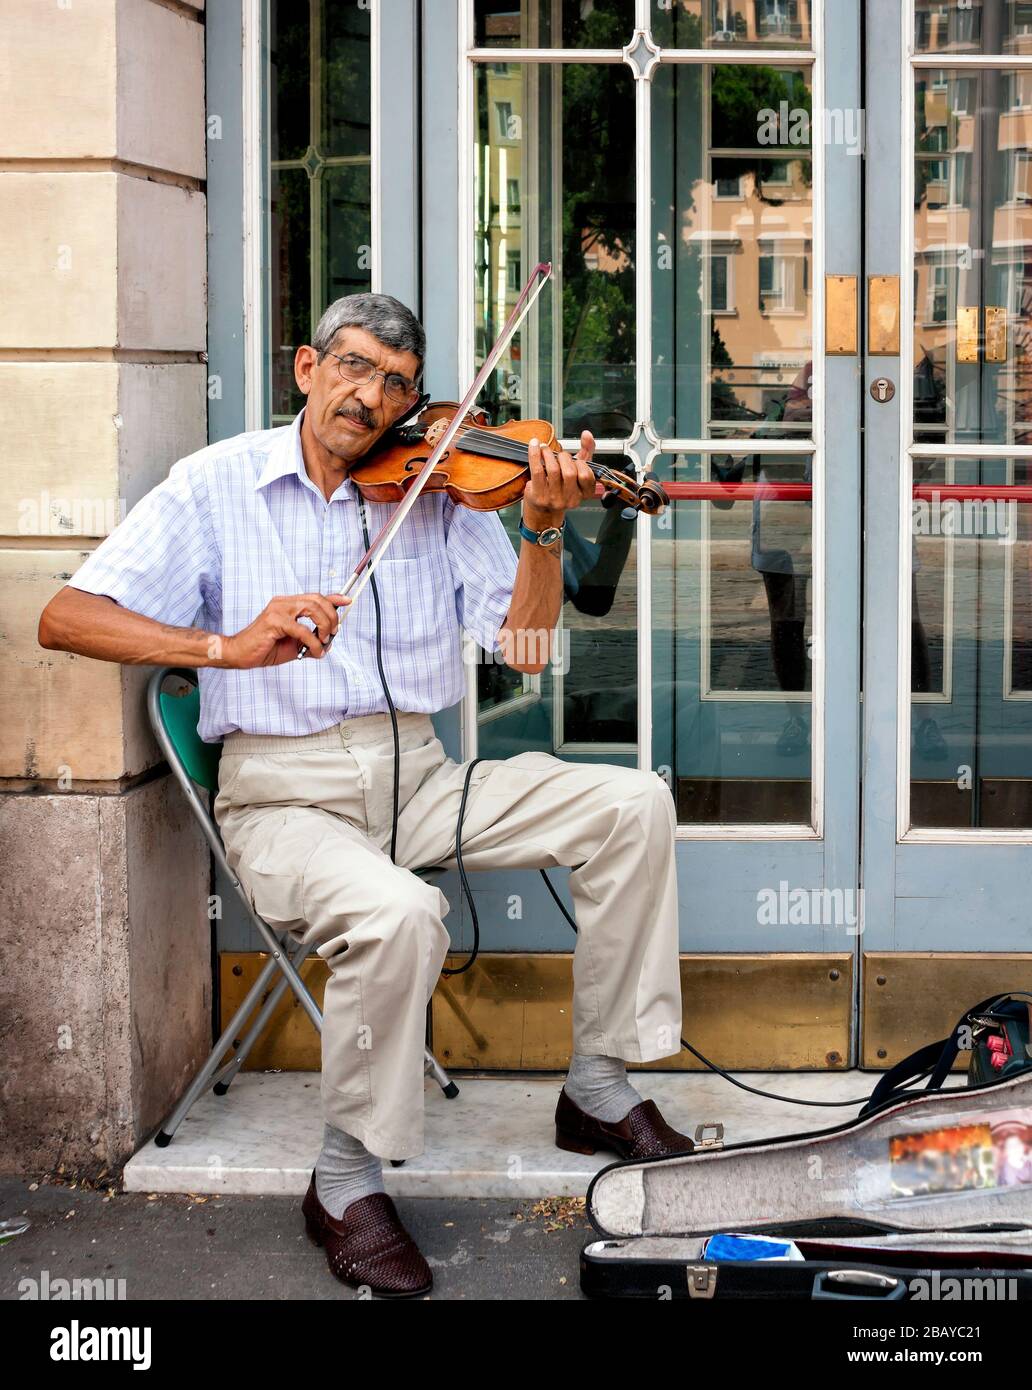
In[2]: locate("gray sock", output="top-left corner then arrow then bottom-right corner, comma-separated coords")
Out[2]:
315,1122 -> 384,1220
563,1051 -> 644,1123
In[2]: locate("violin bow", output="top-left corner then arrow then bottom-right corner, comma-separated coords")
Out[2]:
297,260 -> 553,659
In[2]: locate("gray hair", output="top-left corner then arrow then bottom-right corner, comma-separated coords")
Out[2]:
312,293 -> 425,373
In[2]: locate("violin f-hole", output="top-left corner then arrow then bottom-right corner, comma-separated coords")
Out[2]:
403,450 -> 450,475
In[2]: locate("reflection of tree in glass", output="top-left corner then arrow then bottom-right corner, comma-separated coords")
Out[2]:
560,57 -> 637,432
710,323 -> 748,420
710,66 -> 812,204
558,0 -> 629,47
268,2 -> 372,419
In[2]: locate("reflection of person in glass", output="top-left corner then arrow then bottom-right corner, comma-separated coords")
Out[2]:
711,361 -> 813,757
714,359 -> 947,760
476,480 -> 637,716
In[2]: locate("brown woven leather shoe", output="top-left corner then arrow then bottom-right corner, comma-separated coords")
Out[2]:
302,1173 -> 432,1298
554,1088 -> 696,1160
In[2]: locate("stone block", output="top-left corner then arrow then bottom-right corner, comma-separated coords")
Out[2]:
0,774 -> 210,1174
0,548 -> 159,781
0,362 -> 207,537
0,173 -> 205,350
0,0 -> 204,178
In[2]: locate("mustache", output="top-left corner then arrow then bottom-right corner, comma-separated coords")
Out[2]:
337,405 -> 375,428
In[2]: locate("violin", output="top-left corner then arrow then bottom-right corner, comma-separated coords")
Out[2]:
297,261 -> 666,656
349,400 -> 669,516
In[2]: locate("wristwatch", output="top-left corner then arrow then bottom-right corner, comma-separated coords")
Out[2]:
518,512 -> 565,547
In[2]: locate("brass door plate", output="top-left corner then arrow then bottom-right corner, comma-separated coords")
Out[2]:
957,306 -> 979,363
868,275 -> 900,355
219,950 -> 854,1072
826,274 -> 858,354
863,952 -> 1032,1068
985,305 -> 1008,363
432,952 -> 853,1071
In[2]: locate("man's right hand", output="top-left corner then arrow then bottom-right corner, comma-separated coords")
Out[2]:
218,593 -> 352,668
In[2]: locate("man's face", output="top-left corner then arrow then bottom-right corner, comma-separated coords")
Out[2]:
294,326 -> 422,466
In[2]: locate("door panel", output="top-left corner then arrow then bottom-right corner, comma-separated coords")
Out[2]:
863,0 -> 1032,1002
441,0 -> 864,980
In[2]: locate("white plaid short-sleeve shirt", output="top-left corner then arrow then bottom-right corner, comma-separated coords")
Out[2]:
69,409 -> 519,742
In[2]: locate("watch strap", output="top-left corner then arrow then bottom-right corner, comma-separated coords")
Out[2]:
518,515 -> 565,546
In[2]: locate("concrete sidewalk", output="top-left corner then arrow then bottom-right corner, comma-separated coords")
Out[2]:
122,1070 -> 868,1198
1,1071 -> 874,1301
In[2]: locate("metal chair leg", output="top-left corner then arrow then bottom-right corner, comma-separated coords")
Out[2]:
212,937 -> 315,1094
155,935 -> 319,1146
425,1048 -> 459,1099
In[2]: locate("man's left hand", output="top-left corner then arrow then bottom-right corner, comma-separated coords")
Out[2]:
523,430 -> 596,531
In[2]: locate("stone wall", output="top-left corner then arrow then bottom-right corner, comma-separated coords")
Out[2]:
0,0 -> 212,1174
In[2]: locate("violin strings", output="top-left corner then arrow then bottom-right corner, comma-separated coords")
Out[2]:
455,428 -> 531,464
449,428 -> 640,504
456,427 -> 618,476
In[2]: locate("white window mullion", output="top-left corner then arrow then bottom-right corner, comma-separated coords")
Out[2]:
632,0 -> 655,775
459,0 -> 479,762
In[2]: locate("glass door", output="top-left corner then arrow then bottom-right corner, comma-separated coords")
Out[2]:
861,0 -> 1032,1068
422,0 -> 866,1066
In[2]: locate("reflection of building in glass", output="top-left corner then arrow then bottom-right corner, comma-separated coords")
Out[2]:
914,1 -> 1032,56
669,1 -> 811,46
913,69 -> 1032,445
687,155 -> 812,429
476,61 -> 524,386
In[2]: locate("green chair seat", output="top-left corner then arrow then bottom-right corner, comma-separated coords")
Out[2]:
158,681 -> 222,792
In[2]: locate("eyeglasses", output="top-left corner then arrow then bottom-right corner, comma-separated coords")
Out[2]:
324,351 -> 420,405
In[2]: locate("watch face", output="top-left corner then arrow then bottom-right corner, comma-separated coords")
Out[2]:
538,527 -> 562,546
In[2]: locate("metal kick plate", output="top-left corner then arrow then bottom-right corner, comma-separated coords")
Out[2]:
432,952 -> 853,1071
868,275 -> 900,355
862,953 -> 1032,1068
825,275 -> 858,354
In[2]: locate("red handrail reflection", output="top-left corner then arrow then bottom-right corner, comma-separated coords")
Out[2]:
648,482 -> 813,500
594,483 -> 1032,502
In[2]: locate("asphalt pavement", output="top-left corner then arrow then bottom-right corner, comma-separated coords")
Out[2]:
0,1176 -> 590,1301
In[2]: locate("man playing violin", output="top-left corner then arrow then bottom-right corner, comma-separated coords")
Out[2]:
38,292 -> 692,1298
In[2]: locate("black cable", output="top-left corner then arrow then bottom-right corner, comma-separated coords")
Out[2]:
540,851 -> 883,1108
358,501 -> 484,973
441,758 -> 484,977
359,504 -> 400,864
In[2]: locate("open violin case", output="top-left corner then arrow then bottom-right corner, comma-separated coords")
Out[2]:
582,994 -> 1032,1301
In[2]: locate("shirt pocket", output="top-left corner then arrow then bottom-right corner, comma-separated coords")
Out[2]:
372,555 -> 452,649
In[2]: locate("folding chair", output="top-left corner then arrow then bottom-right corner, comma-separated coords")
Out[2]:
147,666 -> 458,1149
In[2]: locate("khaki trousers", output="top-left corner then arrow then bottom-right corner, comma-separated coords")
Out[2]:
212,711 -> 683,1159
